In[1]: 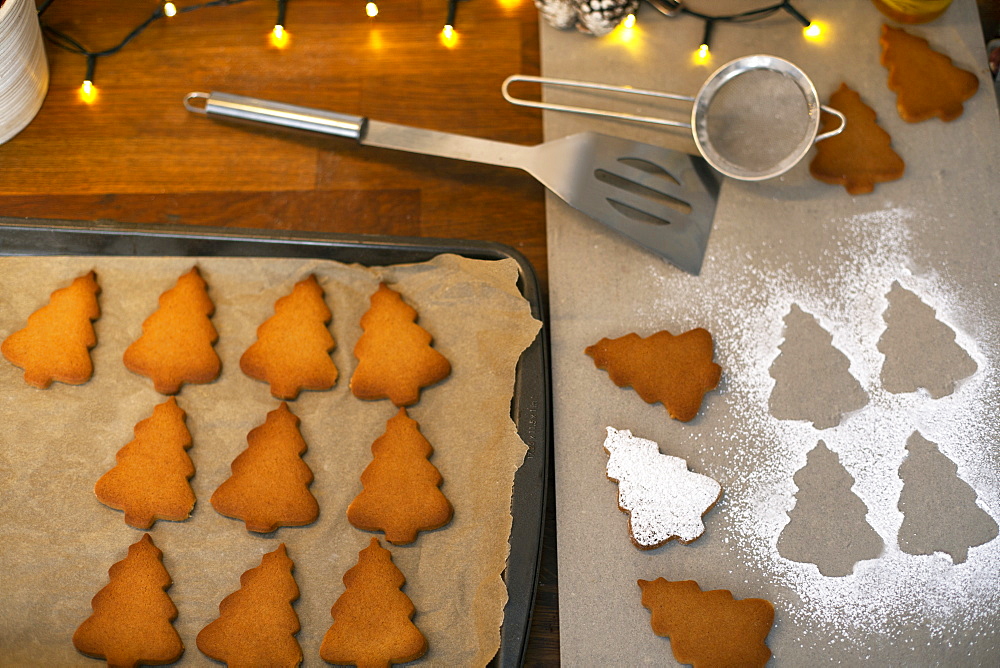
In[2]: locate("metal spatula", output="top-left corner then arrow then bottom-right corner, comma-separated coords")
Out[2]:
185,91 -> 721,275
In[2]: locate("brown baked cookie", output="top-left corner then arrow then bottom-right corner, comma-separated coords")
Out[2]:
197,543 -> 303,667
810,82 -> 905,194
211,402 -> 319,533
880,23 -> 979,122
95,397 -> 196,530
1,270 -> 100,388
585,328 -> 721,422
638,578 -> 774,668
73,534 -> 184,667
240,274 -> 338,400
123,266 -> 221,395
347,407 -> 453,545
351,282 -> 451,406
320,537 -> 428,667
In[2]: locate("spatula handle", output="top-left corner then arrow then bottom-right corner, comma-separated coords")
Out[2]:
184,91 -> 365,139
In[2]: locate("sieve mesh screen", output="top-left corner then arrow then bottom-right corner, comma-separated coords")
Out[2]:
702,69 -> 811,176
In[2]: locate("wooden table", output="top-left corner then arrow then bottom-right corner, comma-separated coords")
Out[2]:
0,0 -> 557,664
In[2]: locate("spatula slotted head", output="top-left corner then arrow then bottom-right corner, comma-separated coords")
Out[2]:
529,132 -> 721,275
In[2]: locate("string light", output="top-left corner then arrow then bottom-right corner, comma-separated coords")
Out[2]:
163,2 -> 178,18
366,2 -> 379,18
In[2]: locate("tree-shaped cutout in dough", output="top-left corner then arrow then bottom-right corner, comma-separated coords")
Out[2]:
95,397 -> 196,529
768,304 -> 868,429
350,282 -> 451,407
320,537 -> 428,667
347,407 -> 453,545
73,534 -> 184,667
809,82 -> 904,195
123,266 -> 221,395
897,431 -> 998,564
880,24 -> 979,123
211,402 -> 319,533
240,274 -> 338,400
877,281 -> 977,399
585,328 -> 721,422
777,441 -> 883,576
2,270 -> 101,388
638,578 -> 774,668
604,427 -> 721,550
197,544 -> 303,667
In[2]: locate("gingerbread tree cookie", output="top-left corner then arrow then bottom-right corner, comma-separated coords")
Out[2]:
351,282 -> 451,406
348,407 -> 453,545
320,537 -> 428,667
810,83 -> 904,194
197,544 -> 303,667
95,397 -> 196,530
638,578 -> 774,668
211,402 -> 319,533
123,266 -> 221,395
585,328 -> 721,422
604,427 -> 721,549
240,274 -> 338,400
880,24 -> 979,122
2,270 -> 101,388
73,534 -> 184,667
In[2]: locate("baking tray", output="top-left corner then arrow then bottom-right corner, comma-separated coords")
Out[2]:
0,216 -> 550,668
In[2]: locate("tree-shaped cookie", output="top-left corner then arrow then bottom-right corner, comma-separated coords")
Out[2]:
880,23 -> 979,122
585,328 -> 721,422
95,397 -> 196,529
877,281 -> 977,398
350,282 -> 451,407
604,427 -> 721,549
123,266 -> 221,395
73,534 -> 184,667
638,578 -> 774,668
897,431 -> 998,564
211,402 -> 319,533
768,304 -> 867,429
810,82 -> 904,194
2,270 -> 101,388
197,543 -> 303,667
320,537 -> 428,667
240,274 -> 338,400
347,407 -> 453,545
777,441 -> 883,576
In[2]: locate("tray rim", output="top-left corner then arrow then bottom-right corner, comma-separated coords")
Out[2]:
0,216 -> 551,668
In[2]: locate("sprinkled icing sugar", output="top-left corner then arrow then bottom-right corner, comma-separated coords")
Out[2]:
604,426 -> 722,547
635,207 -> 999,646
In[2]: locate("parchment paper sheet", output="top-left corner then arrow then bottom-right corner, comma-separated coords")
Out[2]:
544,0 -> 1000,664
0,253 -> 541,666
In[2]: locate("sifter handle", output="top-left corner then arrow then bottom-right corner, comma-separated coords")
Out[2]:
815,105 -> 847,143
184,91 -> 366,140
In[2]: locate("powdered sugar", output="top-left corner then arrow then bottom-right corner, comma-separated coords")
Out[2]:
639,207 -> 1000,644
604,427 -> 722,547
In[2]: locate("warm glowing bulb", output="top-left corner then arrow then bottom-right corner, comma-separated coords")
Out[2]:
366,2 -> 378,17
80,80 -> 97,104
163,2 -> 177,17
270,24 -> 289,48
622,13 -> 636,29
692,43 -> 711,65
804,22 -> 821,38
440,24 -> 458,48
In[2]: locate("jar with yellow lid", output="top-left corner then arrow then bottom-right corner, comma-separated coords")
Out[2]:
871,0 -> 953,23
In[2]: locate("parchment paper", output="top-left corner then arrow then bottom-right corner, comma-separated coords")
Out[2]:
0,253 -> 541,666
544,0 -> 1000,664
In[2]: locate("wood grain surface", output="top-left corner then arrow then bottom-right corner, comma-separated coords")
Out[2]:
0,0 -> 556,664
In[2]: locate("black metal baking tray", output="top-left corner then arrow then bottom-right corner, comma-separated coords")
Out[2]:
0,216 -> 550,668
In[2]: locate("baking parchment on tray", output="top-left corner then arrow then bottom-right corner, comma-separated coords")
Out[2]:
0,218 -> 549,668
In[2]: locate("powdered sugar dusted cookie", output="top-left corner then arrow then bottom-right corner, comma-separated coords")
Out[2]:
604,427 -> 721,549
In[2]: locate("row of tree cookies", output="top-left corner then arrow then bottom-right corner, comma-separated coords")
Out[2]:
1,267 -> 451,405
2,266 -> 455,666
72,533 -> 427,667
